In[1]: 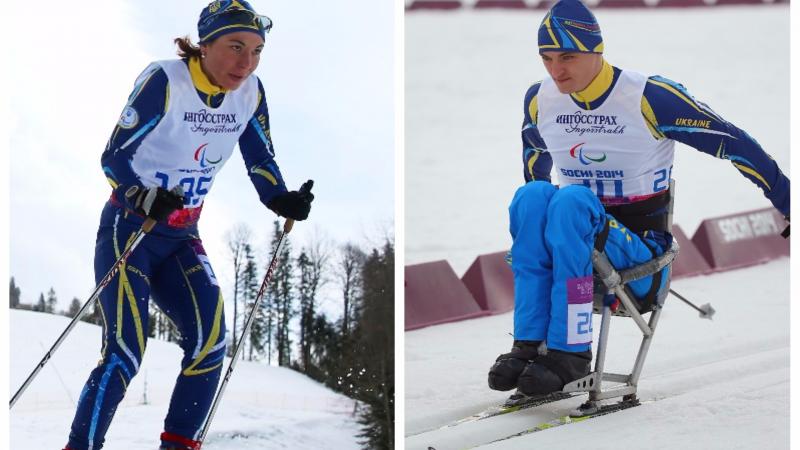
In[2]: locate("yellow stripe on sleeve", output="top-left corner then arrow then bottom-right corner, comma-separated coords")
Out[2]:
640,96 -> 664,139
733,163 -> 771,190
252,167 -> 278,185
527,152 -> 541,180
528,95 -> 539,126
647,79 -> 718,123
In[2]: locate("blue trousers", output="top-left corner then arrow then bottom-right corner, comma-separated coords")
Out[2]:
509,182 -> 665,353
67,203 -> 226,450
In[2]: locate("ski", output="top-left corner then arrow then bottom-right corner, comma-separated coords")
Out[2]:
440,392 -> 579,429
487,396 -> 645,444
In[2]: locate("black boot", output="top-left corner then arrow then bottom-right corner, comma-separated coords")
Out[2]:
487,340 -> 542,391
517,349 -> 592,396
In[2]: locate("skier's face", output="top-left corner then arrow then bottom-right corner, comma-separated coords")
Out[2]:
540,51 -> 603,94
200,32 -> 265,91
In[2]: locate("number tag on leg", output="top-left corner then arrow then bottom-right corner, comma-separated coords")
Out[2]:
567,276 -> 593,345
189,240 -> 219,286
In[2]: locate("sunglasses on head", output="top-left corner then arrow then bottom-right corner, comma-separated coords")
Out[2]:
201,8 -> 273,34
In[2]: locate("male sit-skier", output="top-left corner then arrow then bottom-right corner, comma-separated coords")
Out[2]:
487,0 -> 789,398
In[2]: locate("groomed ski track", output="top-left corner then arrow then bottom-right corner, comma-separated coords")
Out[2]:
405,259 -> 789,449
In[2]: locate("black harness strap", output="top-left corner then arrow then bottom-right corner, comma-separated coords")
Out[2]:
594,218 -> 611,253
603,190 -> 671,234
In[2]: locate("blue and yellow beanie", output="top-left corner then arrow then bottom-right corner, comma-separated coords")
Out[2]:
198,0 -> 270,44
538,0 -> 603,54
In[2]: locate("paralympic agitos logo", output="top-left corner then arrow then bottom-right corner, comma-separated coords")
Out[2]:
569,143 -> 606,165
194,143 -> 222,168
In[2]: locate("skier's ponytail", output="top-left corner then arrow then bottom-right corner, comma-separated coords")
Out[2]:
174,36 -> 203,59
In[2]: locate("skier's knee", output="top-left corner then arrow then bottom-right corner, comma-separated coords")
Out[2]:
548,184 -> 600,215
181,334 -> 226,376
97,352 -> 137,385
514,181 -> 558,207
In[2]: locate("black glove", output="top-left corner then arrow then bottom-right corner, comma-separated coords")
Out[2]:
124,185 -> 185,222
267,180 -> 314,221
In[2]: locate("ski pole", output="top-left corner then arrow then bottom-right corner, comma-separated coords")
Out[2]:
10,217 -> 157,409
669,288 -> 715,320
200,181 -> 313,445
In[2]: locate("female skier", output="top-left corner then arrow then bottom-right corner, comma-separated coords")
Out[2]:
64,2 -> 313,449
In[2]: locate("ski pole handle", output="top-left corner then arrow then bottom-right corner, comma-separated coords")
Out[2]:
142,217 -> 157,233
283,179 -> 314,234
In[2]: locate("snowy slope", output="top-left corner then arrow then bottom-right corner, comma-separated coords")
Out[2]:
405,5 -> 790,450
10,310 -> 360,449
405,259 -> 789,449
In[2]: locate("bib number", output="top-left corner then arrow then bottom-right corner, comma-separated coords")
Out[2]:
155,171 -> 212,206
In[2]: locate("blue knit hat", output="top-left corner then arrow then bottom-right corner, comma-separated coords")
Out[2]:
198,0 -> 272,44
538,0 -> 603,54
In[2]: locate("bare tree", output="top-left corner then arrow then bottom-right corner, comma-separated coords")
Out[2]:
226,223 -> 252,357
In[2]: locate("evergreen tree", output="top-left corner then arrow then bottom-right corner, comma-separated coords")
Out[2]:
267,220 -> 295,367
305,312 -> 345,384
81,303 -> 104,325
46,287 -> 58,314
10,277 -> 21,308
297,251 -> 313,371
338,243 -> 366,336
243,244 -> 267,361
226,224 -> 252,358
352,241 -> 395,450
67,297 -> 82,317
35,293 -> 46,312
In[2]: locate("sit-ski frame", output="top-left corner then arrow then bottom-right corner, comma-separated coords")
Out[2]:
562,181 -> 679,416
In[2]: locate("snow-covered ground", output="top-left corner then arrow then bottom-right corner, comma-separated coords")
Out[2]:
10,310 -> 360,449
405,5 -> 790,449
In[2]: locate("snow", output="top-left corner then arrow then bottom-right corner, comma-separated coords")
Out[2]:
405,5 -> 790,449
10,310 -> 360,449
406,259 -> 789,449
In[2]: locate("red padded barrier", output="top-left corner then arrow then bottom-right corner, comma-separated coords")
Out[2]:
670,224 -> 712,279
407,0 -> 463,10
461,251 -> 515,314
405,260 -> 490,331
691,208 -> 789,271
474,0 -> 529,8
595,0 -> 647,7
